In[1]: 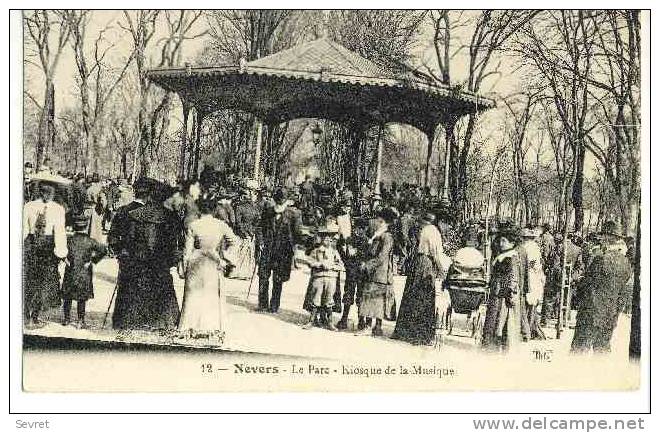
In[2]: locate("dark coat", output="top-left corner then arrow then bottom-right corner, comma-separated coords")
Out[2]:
111,203 -> 181,330
108,200 -> 144,256
62,233 -> 106,300
70,182 -> 88,216
234,199 -> 260,239
258,206 -> 302,281
359,230 -> 396,320
574,248 -> 632,330
362,231 -> 395,286
548,240 -> 583,288
482,250 -> 524,350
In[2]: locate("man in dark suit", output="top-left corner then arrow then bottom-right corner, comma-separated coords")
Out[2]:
257,188 -> 302,313
571,221 -> 632,353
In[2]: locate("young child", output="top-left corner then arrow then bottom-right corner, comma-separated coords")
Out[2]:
62,216 -> 107,328
302,223 -> 344,331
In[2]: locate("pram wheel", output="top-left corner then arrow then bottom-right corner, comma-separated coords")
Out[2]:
471,306 -> 486,342
447,308 -> 453,335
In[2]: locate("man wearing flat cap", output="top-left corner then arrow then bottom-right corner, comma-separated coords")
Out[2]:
571,220 -> 632,353
257,187 -> 302,313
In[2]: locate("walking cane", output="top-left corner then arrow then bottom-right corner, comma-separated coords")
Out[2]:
102,280 -> 119,329
245,241 -> 260,300
245,262 -> 258,300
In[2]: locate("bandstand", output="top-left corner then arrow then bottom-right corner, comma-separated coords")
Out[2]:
147,37 -> 495,203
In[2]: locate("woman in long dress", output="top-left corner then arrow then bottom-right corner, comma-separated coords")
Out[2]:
179,197 -> 237,342
481,231 -> 524,351
392,213 -> 449,345
23,182 -> 68,327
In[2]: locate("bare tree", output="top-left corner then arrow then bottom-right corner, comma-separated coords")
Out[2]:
64,11 -> 135,175
119,10 -> 207,178
23,10 -> 71,169
585,11 -> 641,233
518,10 -> 601,232
319,10 -> 425,191
501,90 -> 543,225
427,10 -> 537,219
204,10 -> 296,63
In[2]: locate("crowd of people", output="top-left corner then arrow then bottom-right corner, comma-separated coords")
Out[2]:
22,162 -> 636,355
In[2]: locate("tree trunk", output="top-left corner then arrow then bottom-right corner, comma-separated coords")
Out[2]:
455,114 -> 476,219
424,130 -> 434,188
121,150 -> 128,179
572,144 -> 586,233
36,80 -> 55,170
629,205 -> 641,360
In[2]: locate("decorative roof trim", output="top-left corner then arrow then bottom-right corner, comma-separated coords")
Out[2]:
147,65 -> 496,109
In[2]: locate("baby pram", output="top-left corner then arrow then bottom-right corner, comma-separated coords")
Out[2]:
444,247 -> 488,340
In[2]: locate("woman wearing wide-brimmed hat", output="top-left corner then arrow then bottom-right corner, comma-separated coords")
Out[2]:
481,228 -> 525,351
23,181 -> 69,328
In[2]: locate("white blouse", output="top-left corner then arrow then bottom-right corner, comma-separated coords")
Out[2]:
23,199 -> 68,258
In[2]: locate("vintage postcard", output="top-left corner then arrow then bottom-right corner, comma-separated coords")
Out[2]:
17,9 -> 648,394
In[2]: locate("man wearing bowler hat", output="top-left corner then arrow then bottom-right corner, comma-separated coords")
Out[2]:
571,220 -> 632,353
257,187 -> 302,313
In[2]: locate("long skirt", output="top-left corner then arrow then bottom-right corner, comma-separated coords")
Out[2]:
179,250 -> 226,333
392,254 -> 436,345
229,236 -> 256,280
359,282 -> 397,320
112,261 -> 180,331
482,293 -> 522,351
23,234 -> 61,319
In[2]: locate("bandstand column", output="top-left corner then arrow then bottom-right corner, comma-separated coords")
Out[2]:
424,124 -> 439,190
179,98 -> 191,180
253,119 -> 264,181
373,124 -> 384,198
193,108 -> 206,177
441,116 -> 458,207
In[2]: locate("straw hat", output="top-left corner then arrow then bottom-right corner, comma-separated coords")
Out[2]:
519,227 -> 539,238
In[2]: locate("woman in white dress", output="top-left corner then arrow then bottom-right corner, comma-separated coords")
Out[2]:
179,197 -> 238,343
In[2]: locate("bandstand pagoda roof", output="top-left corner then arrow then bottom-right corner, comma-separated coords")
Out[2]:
147,38 -> 495,134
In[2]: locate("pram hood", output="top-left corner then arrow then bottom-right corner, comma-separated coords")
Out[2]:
447,247 -> 486,284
